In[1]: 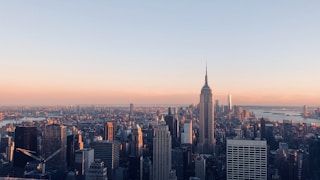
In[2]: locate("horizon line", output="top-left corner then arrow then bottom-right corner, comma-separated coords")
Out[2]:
0,104 -> 317,108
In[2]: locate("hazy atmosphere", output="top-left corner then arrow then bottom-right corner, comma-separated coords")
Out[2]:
1,1 -> 319,105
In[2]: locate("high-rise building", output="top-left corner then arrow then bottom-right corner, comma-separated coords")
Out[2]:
130,103 -> 134,117
153,118 -> 173,180
227,139 -> 267,180
260,118 -> 266,139
86,159 -> 108,180
168,169 -> 178,180
165,107 -> 179,147
309,137 -> 320,179
214,100 -> 220,114
91,140 -> 120,180
243,109 -> 250,119
0,135 -> 11,153
228,93 -> 232,112
173,146 -> 193,180
104,122 -> 115,141
181,120 -> 192,145
198,67 -> 215,154
195,156 -> 206,180
74,148 -> 94,179
13,126 -> 37,167
266,124 -> 277,150
235,106 -> 243,120
43,123 -> 67,170
283,120 -> 293,142
1,135 -> 14,162
172,148 -> 184,180
303,105 -> 308,118
67,131 -> 84,168
7,139 -> 15,162
131,124 -> 143,157
128,156 -> 143,180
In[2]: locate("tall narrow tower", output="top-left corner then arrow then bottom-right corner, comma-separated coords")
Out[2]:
303,105 -> 308,118
130,103 -> 134,118
199,66 -> 215,154
228,93 -> 232,112
153,117 -> 172,180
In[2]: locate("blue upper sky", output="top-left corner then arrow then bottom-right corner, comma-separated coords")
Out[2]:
0,1 -> 319,105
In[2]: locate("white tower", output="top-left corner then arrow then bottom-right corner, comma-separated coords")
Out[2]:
228,93 -> 232,112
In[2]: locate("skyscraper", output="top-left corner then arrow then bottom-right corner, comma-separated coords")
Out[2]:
91,140 -> 120,180
181,120 -> 192,145
131,124 -> 143,157
104,122 -> 114,141
227,139 -> 267,180
1,135 -> 14,162
130,103 -> 134,117
228,93 -> 232,112
303,105 -> 308,118
67,130 -> 84,168
43,123 -> 67,170
13,126 -> 37,167
195,156 -> 206,180
214,100 -> 220,114
198,67 -> 215,154
74,148 -> 94,179
153,117 -> 173,180
86,159 -> 108,180
260,118 -> 266,139
165,107 -> 179,147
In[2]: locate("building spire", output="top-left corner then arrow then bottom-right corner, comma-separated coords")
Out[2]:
205,63 -> 208,86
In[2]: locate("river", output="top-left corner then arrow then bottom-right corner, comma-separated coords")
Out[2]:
0,117 -> 47,127
247,106 -> 320,124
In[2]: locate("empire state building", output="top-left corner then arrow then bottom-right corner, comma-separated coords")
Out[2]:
198,67 -> 215,154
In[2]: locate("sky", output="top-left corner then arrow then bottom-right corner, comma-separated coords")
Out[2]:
0,1 -> 320,106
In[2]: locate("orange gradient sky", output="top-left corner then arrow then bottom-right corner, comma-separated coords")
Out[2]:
1,1 -> 320,106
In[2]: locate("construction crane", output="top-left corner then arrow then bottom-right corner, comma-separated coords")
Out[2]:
16,148 -> 62,175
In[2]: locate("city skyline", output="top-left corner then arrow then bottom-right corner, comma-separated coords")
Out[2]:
1,1 -> 320,106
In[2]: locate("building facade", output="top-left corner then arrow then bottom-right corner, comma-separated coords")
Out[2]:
153,118 -> 172,180
74,148 -> 94,179
181,120 -> 192,145
195,155 -> 206,180
86,159 -> 108,180
43,123 -> 67,170
131,124 -> 143,157
91,140 -> 120,180
165,107 -> 179,147
104,122 -> 115,141
227,139 -> 267,180
13,126 -> 38,167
